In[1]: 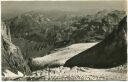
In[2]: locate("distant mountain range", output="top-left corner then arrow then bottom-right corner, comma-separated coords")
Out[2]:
3,9 -> 126,60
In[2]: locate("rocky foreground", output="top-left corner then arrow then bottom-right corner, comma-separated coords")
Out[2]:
3,64 -> 127,81
29,64 -> 127,80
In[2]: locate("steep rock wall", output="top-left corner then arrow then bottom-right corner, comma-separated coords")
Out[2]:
1,22 -> 31,76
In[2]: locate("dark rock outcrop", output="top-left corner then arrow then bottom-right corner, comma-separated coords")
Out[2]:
1,22 -> 31,75
64,16 -> 127,68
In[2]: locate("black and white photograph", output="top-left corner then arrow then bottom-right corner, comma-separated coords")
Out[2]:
1,0 -> 127,81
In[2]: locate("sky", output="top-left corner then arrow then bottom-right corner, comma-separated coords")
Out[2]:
1,1 -> 126,18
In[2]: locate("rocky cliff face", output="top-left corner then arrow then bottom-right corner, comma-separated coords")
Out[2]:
1,22 -> 31,77
64,16 -> 127,68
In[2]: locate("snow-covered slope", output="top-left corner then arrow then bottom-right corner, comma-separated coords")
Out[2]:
30,43 -> 98,70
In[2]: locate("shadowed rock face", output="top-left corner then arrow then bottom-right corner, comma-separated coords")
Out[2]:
1,22 -> 31,75
64,16 -> 127,68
